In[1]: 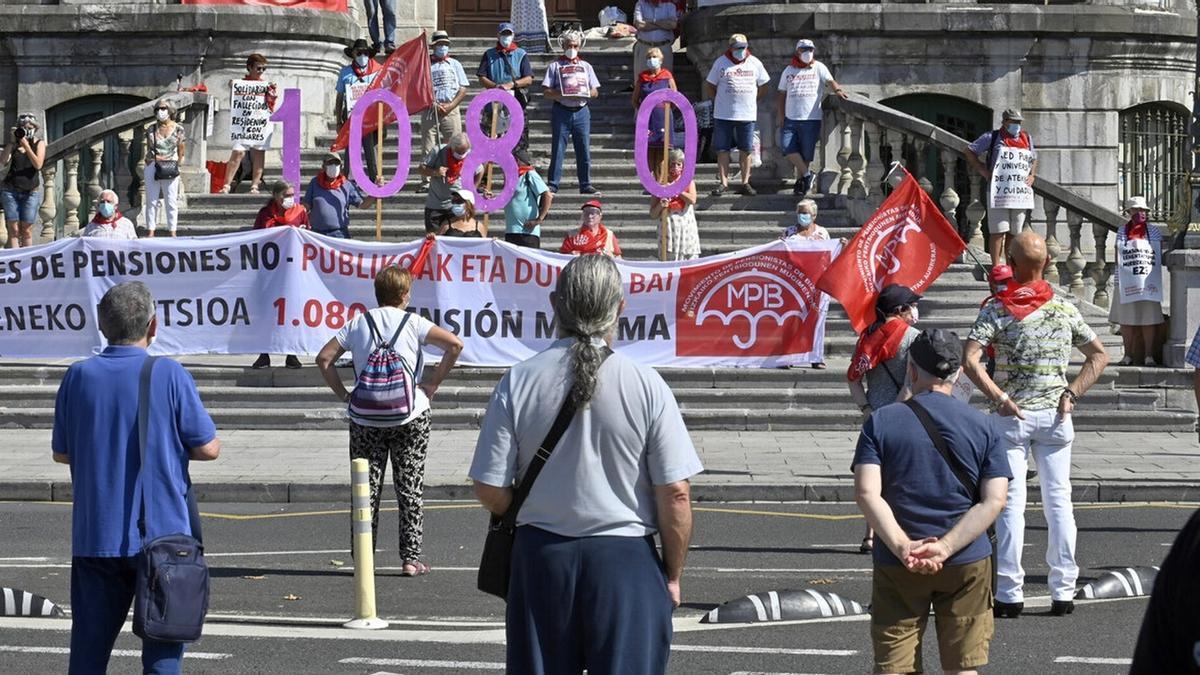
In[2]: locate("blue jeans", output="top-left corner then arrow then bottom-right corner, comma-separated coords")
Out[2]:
343,131 -> 379,187
1,188 -> 41,223
780,118 -> 822,162
363,0 -> 396,48
506,526 -> 673,675
547,103 -> 592,191
712,119 -> 755,153
70,556 -> 184,674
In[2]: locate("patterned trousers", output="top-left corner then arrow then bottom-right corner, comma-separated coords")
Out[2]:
349,411 -> 432,562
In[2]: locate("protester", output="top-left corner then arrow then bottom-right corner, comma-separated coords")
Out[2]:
362,0 -> 396,55
303,153 -> 368,239
477,23 -> 533,143
433,187 -> 487,238
963,231 -> 1109,619
1109,196 -> 1166,366
1130,507 -> 1200,674
53,281 -> 220,674
777,39 -> 848,195
965,108 -> 1038,268
316,265 -> 463,575
561,199 -> 621,257
705,34 -> 770,197
542,31 -> 601,195
511,0 -> 550,54
632,47 -> 678,180
981,264 -> 1014,380
649,148 -> 699,260
633,0 -> 679,77
504,147 -> 552,249
252,180 -> 308,370
82,189 -> 137,239
853,329 -> 1009,675
417,31 -> 468,195
0,111 -> 45,248
219,54 -> 273,195
470,254 -> 703,674
419,133 -> 473,234
335,39 -> 383,183
142,98 -> 186,237
779,198 -> 830,241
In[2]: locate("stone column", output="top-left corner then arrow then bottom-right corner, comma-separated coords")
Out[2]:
38,166 -> 58,241
63,155 -> 82,234
1165,248 -> 1200,367
1043,198 -> 1062,284
966,172 -> 985,251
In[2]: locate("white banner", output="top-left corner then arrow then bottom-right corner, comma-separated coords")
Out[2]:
0,230 -> 837,367
988,146 -> 1034,210
229,79 -> 275,149
1117,231 -> 1163,304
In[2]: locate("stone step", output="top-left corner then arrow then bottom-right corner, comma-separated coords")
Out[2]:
188,192 -> 839,212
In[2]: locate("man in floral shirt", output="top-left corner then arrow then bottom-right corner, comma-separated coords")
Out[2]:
962,231 -> 1109,620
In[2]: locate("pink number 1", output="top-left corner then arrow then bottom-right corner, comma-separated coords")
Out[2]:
270,88 -> 302,190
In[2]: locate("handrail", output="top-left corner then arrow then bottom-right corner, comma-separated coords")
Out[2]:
44,91 -> 209,165
826,95 -> 1124,232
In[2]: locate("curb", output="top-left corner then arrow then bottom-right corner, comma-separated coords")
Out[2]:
3,480 -> 1199,504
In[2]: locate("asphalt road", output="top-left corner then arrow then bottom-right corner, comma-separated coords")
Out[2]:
0,500 -> 1192,674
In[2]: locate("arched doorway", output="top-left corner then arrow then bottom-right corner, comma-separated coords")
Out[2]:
46,95 -> 147,231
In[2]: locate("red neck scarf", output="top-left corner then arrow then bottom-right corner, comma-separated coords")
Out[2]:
518,165 -> 534,177
724,48 -> 751,64
563,224 -> 612,255
1001,129 -> 1031,149
269,202 -> 308,227
790,56 -> 813,69
847,317 -> 909,382
1126,214 -> 1149,240
998,280 -> 1054,321
497,41 -> 519,54
445,151 -> 465,184
666,175 -> 688,211
351,59 -> 380,79
317,172 -> 346,191
639,68 -> 672,84
91,211 -> 122,226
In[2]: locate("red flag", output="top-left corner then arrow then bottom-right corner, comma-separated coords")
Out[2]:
330,32 -> 434,152
409,237 -> 435,277
816,169 -> 966,333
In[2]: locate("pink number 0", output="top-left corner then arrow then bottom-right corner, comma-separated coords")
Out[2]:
634,90 -> 698,200
349,90 -> 412,198
461,89 -> 525,213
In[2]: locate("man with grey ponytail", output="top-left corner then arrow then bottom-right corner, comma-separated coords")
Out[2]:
471,254 -> 702,675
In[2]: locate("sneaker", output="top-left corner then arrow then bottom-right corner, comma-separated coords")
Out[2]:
792,178 -> 806,195
1050,600 -> 1075,616
740,183 -> 757,196
1026,469 -> 1038,481
993,600 -> 1023,619
285,355 -> 303,369
415,184 -> 429,194
710,183 -> 729,197
579,186 -> 600,195
548,185 -> 559,194
251,354 -> 271,369
384,44 -> 396,55
801,172 -> 815,195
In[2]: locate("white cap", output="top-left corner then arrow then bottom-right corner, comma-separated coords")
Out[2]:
1125,196 -> 1149,212
451,187 -> 476,206
795,39 -> 815,51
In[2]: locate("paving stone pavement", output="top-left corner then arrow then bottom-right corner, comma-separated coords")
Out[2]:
5,428 -> 1199,503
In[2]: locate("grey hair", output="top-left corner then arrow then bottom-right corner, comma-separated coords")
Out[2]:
561,30 -> 584,47
668,148 -> 685,164
554,254 -> 623,408
796,198 -> 818,218
155,98 -> 177,120
907,355 -> 961,387
449,132 -> 470,151
270,180 -> 292,198
99,189 -> 118,203
98,282 -> 155,345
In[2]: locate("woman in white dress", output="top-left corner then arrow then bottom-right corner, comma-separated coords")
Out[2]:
511,0 -> 549,54
1109,195 -> 1166,366
649,148 -> 700,260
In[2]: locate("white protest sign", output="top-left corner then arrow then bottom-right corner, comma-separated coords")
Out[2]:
229,79 -> 275,150
344,71 -> 378,114
988,146 -> 1035,210
1117,231 -> 1163,304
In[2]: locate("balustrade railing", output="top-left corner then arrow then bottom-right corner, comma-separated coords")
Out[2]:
814,95 -> 1125,306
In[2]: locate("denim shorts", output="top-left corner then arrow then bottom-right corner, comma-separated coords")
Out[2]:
1,188 -> 41,223
712,119 -> 755,153
780,118 -> 822,162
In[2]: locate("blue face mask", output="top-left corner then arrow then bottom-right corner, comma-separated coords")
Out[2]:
647,57 -> 661,70
354,55 -> 370,68
499,35 -> 513,47
797,213 -> 813,227
434,46 -> 450,58
98,202 -> 116,219
732,48 -> 747,60
1005,123 -> 1021,136
450,204 -> 467,217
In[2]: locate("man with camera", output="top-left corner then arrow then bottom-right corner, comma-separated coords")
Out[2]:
0,112 -> 46,248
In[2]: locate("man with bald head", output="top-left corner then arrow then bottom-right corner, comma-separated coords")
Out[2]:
963,230 -> 1109,620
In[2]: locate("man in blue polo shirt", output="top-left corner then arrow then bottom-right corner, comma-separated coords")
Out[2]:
52,281 -> 220,674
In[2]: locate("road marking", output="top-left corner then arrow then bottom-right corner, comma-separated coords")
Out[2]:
673,645 -> 856,657
1053,656 -> 1132,665
805,544 -> 861,549
341,657 -> 503,669
692,507 -> 861,522
0,557 -> 52,562
206,548 -> 350,558
729,672 -> 830,675
0,645 -> 230,660
200,504 -> 478,522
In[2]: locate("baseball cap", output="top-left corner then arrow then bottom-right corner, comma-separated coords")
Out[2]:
728,34 -> 748,48
989,265 -> 1013,284
875,284 -> 921,316
431,30 -> 451,44
513,147 -> 533,167
451,187 -> 476,206
581,199 -> 603,211
795,39 -> 815,51
1002,108 -> 1023,122
909,329 -> 962,379
498,22 -> 515,34
322,152 -> 342,165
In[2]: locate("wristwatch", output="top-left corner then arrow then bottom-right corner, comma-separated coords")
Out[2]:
1061,389 -> 1079,403
859,403 -> 872,413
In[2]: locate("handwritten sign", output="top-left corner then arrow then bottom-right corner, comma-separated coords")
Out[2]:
229,79 -> 276,150
988,146 -> 1034,210
344,72 -> 378,114
1117,233 -> 1163,304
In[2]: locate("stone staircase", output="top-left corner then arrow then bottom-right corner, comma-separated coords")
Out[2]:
16,39 -> 1191,433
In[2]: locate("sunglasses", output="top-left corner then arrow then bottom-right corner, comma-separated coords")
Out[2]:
155,107 -> 169,112
253,67 -> 267,73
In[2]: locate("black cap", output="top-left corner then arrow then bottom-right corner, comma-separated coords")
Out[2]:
910,329 -> 961,379
513,147 -> 533,167
875,284 -> 921,316
344,39 -> 377,58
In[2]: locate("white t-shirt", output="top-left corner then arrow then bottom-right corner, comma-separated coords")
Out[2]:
778,61 -> 832,121
82,217 -> 138,240
705,54 -> 770,122
335,306 -> 436,426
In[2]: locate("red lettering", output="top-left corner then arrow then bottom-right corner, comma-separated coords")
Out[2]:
301,244 -> 318,271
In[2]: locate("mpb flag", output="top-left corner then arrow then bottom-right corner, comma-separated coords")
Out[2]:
816,168 -> 966,333
330,33 -> 434,153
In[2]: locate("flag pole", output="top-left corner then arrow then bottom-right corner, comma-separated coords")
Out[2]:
883,160 -> 906,188
481,102 -> 500,232
374,101 -> 384,242
659,102 -> 671,262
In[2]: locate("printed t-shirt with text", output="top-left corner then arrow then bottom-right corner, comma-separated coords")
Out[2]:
431,58 -> 470,103
705,54 -> 770,122
778,61 -> 833,121
542,59 -> 601,109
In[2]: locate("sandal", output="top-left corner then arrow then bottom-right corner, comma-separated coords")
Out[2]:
401,560 -> 431,577
811,362 -> 827,370
248,183 -> 261,195
859,537 -> 873,554
218,183 -> 231,194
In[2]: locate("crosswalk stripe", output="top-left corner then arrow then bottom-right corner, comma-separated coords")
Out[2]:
341,657 -> 503,669
0,645 -> 230,660
1054,656 -> 1132,665
673,645 -> 856,657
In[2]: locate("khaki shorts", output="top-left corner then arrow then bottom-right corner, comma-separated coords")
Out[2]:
870,558 -> 994,674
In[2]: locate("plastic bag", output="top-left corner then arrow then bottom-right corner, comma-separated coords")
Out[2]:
599,6 -> 627,26
730,130 -> 763,168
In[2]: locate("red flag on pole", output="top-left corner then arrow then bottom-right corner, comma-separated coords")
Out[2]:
816,167 -> 967,333
409,237 -> 435,277
330,32 -> 434,152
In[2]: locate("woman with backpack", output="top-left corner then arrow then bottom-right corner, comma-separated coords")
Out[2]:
314,265 -> 464,576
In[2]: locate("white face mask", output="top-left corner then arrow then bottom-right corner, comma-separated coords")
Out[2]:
452,149 -> 468,160
732,48 -> 747,60
325,165 -> 341,179
908,306 -> 919,324
155,109 -> 169,122
499,35 -> 513,47
282,197 -> 295,209
799,51 -> 814,64
564,48 -> 579,59
354,55 -> 370,68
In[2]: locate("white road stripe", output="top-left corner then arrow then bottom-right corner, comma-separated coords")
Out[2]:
746,594 -> 769,622
0,557 -> 52,562
206,548 -> 350,558
673,645 -> 856,657
1126,567 -> 1144,595
0,562 -> 873,576
767,591 -> 781,621
341,657 -> 503,669
1054,656 -> 1133,665
729,672 -> 831,675
0,645 -> 230,660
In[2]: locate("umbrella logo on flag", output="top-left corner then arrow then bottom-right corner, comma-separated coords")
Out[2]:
695,270 -> 811,349
864,206 -> 922,290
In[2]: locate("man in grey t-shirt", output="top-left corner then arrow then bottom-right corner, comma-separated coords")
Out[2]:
471,254 -> 702,675
418,132 -> 472,234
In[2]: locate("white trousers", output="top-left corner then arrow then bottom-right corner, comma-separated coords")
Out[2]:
143,164 -> 179,234
993,408 -> 1078,602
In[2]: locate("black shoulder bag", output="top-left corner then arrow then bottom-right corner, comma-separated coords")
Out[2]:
132,356 -> 211,643
499,51 -> 530,108
477,349 -> 611,600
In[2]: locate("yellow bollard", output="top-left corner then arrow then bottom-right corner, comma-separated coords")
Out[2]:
343,458 -> 388,629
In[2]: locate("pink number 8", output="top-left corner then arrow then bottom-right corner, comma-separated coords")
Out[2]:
461,89 -> 525,213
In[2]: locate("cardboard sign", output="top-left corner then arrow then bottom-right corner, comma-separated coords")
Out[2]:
988,146 -> 1035,210
229,79 -> 275,150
